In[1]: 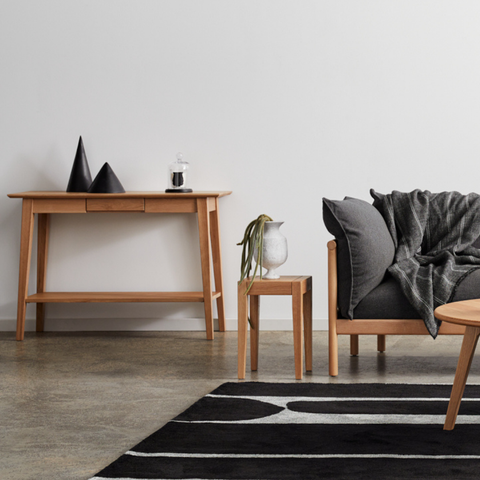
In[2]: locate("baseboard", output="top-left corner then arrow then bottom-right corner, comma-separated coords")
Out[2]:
0,317 -> 325,332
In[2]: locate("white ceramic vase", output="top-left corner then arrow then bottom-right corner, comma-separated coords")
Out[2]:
254,221 -> 288,279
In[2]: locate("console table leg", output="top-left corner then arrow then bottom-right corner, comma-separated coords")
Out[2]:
210,198 -> 226,332
36,213 -> 50,332
444,325 -> 480,430
16,199 -> 34,341
292,282 -> 304,380
197,198 -> 214,340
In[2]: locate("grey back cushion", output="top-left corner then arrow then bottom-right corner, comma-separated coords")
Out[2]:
323,197 -> 395,319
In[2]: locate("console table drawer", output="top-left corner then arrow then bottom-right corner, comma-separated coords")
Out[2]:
86,198 -> 145,212
145,198 -> 197,213
32,199 -> 86,213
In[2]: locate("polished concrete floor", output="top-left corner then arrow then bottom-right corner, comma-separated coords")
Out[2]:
2,330 -> 479,479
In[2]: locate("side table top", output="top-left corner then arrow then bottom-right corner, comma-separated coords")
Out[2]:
244,275 -> 311,284
435,299 -> 480,327
8,191 -> 232,199
241,275 -> 312,295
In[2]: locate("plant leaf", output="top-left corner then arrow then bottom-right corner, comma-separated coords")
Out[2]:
237,214 -> 274,294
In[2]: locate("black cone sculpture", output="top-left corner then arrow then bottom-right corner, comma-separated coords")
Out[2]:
87,163 -> 125,193
66,136 -> 92,192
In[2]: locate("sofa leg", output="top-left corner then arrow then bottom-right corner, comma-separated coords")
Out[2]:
329,332 -> 338,377
350,335 -> 359,356
378,335 -> 386,353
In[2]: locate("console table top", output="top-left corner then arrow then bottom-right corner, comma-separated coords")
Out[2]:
8,191 -> 232,199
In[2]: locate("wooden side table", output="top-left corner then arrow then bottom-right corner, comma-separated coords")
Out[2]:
238,275 -> 313,380
435,300 -> 479,430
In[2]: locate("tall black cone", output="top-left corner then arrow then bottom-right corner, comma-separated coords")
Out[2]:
87,163 -> 125,193
67,136 -> 93,192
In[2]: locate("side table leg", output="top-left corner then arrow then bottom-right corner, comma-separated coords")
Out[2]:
444,326 -> 480,430
292,282 -> 304,380
238,280 -> 248,379
197,198 -> 214,340
303,286 -> 313,372
16,199 -> 34,341
210,198 -> 226,331
250,295 -> 260,371
36,213 -> 50,332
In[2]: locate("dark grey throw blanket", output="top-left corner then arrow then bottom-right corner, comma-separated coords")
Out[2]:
371,189 -> 480,338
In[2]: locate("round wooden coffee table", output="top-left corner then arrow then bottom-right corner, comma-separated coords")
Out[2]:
435,299 -> 480,430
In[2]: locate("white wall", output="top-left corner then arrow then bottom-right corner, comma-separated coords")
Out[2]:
2,0 -> 480,332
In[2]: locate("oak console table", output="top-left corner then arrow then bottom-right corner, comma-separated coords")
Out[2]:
8,191 -> 231,341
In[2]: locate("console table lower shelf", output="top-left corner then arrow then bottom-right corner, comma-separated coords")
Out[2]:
26,292 -> 222,303
27,291 -> 222,330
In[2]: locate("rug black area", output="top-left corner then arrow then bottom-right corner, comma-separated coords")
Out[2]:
90,382 -> 480,480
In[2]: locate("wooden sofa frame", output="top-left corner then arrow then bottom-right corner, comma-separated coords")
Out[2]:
327,240 -> 466,376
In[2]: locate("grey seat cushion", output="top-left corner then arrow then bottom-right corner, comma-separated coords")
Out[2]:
450,268 -> 480,302
352,276 -> 420,319
352,268 -> 480,319
323,197 -> 395,319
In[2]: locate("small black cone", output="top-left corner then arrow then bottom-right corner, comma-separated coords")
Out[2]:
66,136 -> 92,192
87,163 -> 125,193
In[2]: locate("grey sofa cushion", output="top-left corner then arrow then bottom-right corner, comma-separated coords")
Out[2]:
450,268 -> 480,302
353,276 -> 420,319
323,197 -> 395,319
352,268 -> 480,320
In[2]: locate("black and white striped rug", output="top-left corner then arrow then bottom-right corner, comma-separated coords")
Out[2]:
90,382 -> 480,479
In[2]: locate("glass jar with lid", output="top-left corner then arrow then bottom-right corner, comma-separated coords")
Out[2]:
166,152 -> 192,193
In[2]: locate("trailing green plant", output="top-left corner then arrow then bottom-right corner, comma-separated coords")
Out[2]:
237,214 -> 273,294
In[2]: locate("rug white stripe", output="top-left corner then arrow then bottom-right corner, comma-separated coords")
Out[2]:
124,451 -> 480,459
173,413 -> 480,425
91,478 -> 253,480
206,394 -> 480,409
